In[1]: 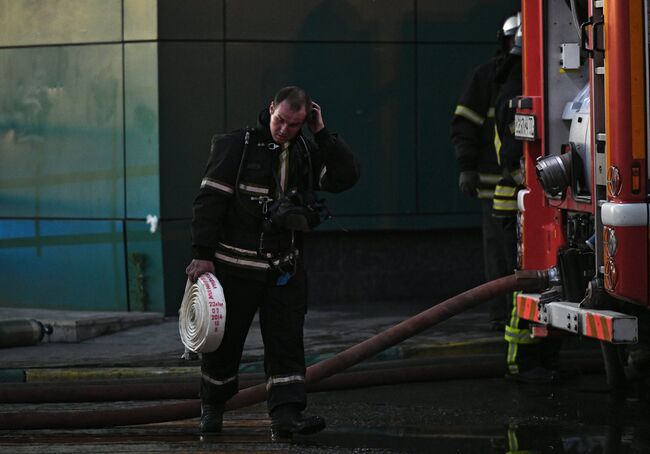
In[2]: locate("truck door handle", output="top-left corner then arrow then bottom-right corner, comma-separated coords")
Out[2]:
581,16 -> 604,57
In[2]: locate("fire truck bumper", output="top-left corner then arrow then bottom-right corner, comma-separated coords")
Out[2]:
517,293 -> 638,344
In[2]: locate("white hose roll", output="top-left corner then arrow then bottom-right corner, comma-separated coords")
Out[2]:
178,273 -> 227,353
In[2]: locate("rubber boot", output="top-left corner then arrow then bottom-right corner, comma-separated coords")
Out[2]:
200,402 -> 224,433
270,403 -> 326,440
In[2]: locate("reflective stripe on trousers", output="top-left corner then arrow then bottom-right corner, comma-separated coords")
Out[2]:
505,292 -> 539,374
266,373 -> 306,391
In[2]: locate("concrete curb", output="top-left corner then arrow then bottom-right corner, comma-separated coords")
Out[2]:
0,308 -> 163,343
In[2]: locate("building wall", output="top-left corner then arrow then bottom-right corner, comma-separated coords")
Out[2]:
0,0 -> 517,314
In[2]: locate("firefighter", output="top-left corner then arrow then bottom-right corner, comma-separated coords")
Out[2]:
451,13 -> 520,331
494,27 -> 562,383
186,86 -> 360,437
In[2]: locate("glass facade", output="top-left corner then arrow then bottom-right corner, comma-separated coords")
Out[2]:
0,0 -> 516,313
0,0 -> 122,46
124,43 -> 160,218
0,45 -> 125,219
0,219 -> 127,311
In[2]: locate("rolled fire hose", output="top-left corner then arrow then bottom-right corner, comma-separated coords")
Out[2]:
178,273 -> 226,354
0,270 -> 549,429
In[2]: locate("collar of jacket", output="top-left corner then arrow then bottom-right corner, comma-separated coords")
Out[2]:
256,108 -> 303,150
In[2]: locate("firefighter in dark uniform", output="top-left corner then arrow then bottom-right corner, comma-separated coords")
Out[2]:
494,27 -> 562,384
451,13 -> 520,330
186,86 -> 360,437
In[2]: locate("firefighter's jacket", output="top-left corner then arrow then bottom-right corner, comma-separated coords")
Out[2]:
191,109 -> 360,280
451,55 -> 504,199
493,54 -> 524,216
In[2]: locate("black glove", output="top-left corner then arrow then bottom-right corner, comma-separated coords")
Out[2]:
458,171 -> 479,197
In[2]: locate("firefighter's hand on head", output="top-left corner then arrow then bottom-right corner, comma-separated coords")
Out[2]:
307,102 -> 325,134
458,171 -> 479,197
185,259 -> 215,283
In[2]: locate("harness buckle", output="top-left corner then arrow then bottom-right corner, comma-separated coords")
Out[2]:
250,195 -> 273,214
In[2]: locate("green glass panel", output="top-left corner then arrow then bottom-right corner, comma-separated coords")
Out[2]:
0,0 -> 121,46
126,220 -> 164,313
0,220 -> 127,311
124,0 -> 158,41
226,0 -> 413,41
125,43 -> 160,218
417,44 -> 494,215
226,42 -> 416,216
158,42 -> 224,220
417,0 -> 517,42
0,45 -> 124,218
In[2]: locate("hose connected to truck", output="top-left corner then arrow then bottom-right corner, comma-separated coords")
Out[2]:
0,270 -> 552,430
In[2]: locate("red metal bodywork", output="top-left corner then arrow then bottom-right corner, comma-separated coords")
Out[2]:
602,1 -> 649,306
519,0 -> 565,271
520,1 -> 648,307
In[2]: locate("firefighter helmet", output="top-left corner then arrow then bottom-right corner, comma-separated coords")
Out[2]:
498,12 -> 521,53
500,12 -> 521,38
510,25 -> 522,55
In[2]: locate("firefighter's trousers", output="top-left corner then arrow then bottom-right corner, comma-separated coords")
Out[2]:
506,291 -> 563,374
200,267 -> 308,413
482,200 -> 516,324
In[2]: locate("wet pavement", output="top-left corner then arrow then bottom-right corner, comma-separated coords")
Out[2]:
2,375 -> 649,453
303,375 -> 650,453
1,301 -> 511,373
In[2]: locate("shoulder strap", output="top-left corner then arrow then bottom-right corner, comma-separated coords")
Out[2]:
234,127 -> 265,219
298,136 -> 315,192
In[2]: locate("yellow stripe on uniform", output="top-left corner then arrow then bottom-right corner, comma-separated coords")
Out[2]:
493,199 -> 519,211
479,173 -> 502,185
278,143 -> 289,193
494,185 -> 517,197
477,189 -> 495,199
494,124 -> 502,164
455,105 -> 485,126
504,325 -> 538,344
507,426 -> 519,453
505,292 -> 540,374
507,342 -> 520,374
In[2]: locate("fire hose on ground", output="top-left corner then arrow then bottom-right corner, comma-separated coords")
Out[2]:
0,353 -> 603,404
0,271 -> 559,430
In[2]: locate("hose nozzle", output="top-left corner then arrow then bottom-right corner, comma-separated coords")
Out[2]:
514,268 -> 559,292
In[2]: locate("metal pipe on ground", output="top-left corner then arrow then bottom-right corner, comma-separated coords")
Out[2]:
0,271 -> 549,429
0,319 -> 52,348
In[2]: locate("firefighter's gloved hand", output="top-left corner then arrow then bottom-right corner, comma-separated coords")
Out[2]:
458,171 -> 479,197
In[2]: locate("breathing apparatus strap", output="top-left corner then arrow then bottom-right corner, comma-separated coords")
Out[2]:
234,128 -> 266,219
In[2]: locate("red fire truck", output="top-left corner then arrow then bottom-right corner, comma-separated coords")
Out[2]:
514,0 -> 649,387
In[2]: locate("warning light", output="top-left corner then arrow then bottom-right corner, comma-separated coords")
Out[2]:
607,166 -> 622,197
603,226 -> 617,259
604,258 -> 618,291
